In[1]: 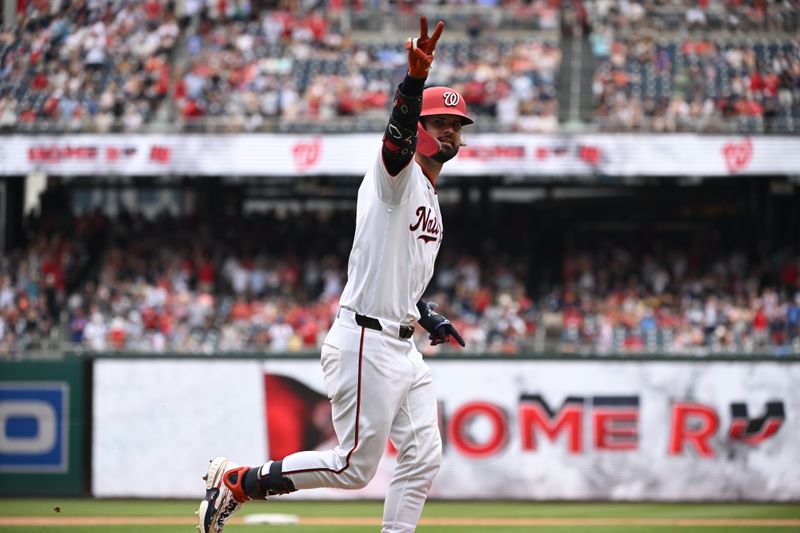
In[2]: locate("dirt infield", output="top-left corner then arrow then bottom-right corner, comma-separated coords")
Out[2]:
5,516 -> 800,527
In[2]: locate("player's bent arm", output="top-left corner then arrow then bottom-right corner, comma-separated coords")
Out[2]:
381,74 -> 425,178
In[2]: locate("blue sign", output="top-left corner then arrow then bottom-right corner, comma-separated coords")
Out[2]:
0,384 -> 69,472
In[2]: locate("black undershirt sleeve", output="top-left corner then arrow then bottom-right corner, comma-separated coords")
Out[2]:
381,74 -> 425,177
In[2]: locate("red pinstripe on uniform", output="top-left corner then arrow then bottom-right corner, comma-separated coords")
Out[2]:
282,326 -> 365,476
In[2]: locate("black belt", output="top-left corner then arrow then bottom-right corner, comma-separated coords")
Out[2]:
355,313 -> 415,339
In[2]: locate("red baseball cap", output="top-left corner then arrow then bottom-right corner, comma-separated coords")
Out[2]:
420,86 -> 474,125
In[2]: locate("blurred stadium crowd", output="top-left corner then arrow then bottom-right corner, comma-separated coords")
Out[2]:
0,0 -> 561,133
1,0 -> 798,133
2,209 -> 798,357
588,1 -> 800,132
1,0 -> 799,357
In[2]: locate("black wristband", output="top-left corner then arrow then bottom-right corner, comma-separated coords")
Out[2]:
400,74 -> 425,97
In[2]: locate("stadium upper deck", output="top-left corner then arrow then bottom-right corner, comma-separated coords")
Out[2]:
1,0 -> 797,134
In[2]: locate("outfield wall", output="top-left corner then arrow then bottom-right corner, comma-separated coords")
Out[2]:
88,357 -> 799,501
0,359 -> 87,497
1,356 -> 796,499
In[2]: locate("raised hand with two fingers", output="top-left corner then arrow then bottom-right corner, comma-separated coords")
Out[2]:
405,16 -> 445,79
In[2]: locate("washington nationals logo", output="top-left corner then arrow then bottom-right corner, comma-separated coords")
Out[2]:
409,206 -> 440,243
721,137 -> 752,174
442,92 -> 460,107
292,138 -> 322,172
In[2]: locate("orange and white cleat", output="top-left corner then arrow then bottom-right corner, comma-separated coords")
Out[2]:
196,457 -> 249,533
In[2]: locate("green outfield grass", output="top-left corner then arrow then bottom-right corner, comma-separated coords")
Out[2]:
0,499 -> 798,532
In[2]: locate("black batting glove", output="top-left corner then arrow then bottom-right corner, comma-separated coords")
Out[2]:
416,300 -> 466,347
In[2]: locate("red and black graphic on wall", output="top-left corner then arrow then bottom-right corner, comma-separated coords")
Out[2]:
447,401 -> 510,458
519,394 -> 640,453
668,400 -> 785,457
728,401 -> 786,445
263,374 -> 335,460
262,374 -> 787,461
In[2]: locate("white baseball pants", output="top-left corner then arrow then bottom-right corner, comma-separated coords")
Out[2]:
279,315 -> 442,533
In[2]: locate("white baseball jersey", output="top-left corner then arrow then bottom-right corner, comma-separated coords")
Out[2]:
272,152 -> 445,533
338,154 -> 443,324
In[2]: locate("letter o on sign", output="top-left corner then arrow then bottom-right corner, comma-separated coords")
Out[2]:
0,400 -> 57,454
448,401 -> 508,458
442,92 -> 460,107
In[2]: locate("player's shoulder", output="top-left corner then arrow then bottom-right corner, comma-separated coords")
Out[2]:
369,155 -> 428,205
371,153 -> 428,186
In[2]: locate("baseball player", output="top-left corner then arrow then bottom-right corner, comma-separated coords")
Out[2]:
197,16 -> 470,533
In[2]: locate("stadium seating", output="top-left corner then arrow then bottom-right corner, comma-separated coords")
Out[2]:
2,2 -> 799,356
1,2 -> 560,133
174,14 -> 560,133
4,1 -> 798,133
2,210 -> 798,357
592,37 -> 800,133
0,0 -> 179,132
586,0 -> 800,133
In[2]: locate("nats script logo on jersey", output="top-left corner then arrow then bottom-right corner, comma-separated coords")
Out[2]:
409,206 -> 440,243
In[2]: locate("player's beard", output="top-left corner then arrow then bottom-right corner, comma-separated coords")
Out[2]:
433,143 -> 460,163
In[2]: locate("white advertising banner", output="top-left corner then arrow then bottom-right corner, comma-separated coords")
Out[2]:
1,134 -> 797,177
92,358 -> 800,500
92,360 -> 268,498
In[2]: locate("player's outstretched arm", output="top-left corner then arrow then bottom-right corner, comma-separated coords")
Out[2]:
381,17 -> 444,177
416,300 -> 465,347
